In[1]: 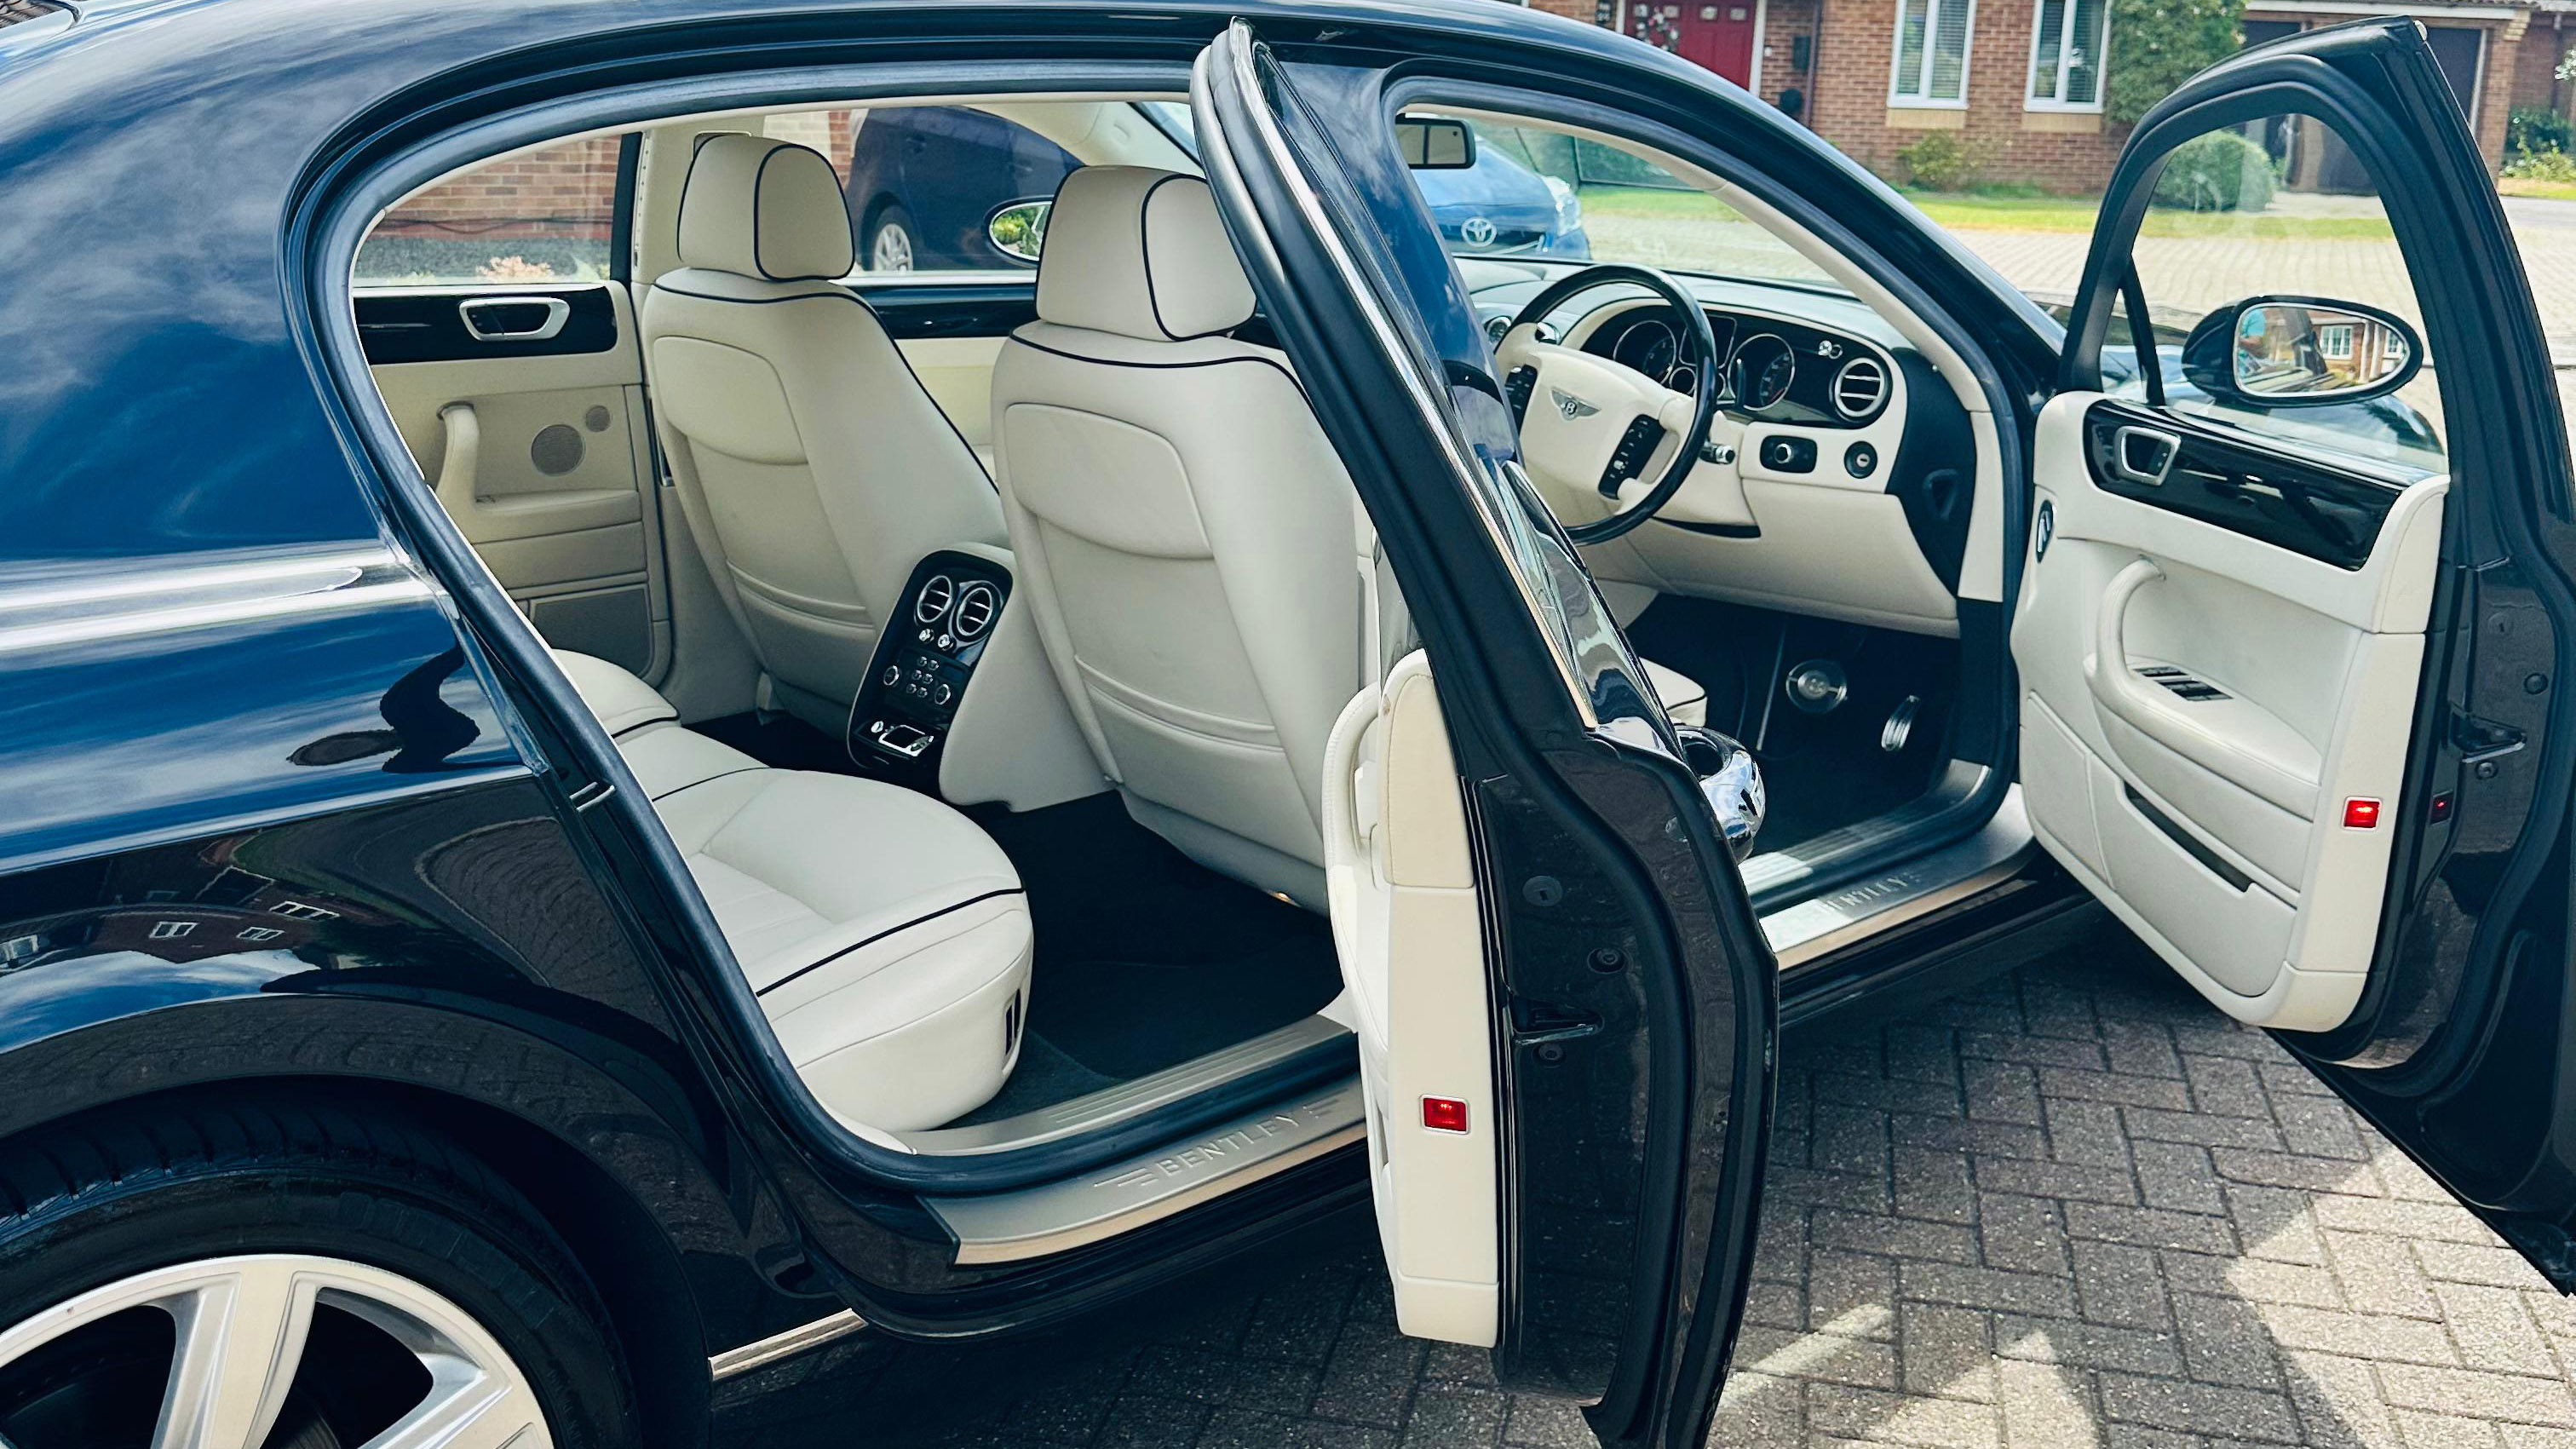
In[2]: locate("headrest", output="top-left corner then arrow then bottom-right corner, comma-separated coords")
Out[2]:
1035,167 -> 1254,341
676,134 -> 856,282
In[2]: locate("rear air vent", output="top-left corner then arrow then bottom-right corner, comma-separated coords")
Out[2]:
952,581 -> 999,641
1832,357 -> 1889,421
915,575 -> 955,626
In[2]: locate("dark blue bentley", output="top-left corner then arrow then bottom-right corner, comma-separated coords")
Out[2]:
3,1 -> 2572,1445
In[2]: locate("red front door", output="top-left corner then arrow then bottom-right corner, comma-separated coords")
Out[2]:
1670,1 -> 1758,87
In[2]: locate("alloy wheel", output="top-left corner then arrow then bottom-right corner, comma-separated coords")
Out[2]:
0,1254 -> 555,1449
871,221 -> 915,272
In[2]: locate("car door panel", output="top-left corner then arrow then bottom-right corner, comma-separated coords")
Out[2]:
2030,18 -> 2576,1283
365,281 -> 664,678
2020,394 -> 2447,1030
1323,652 -> 1499,1346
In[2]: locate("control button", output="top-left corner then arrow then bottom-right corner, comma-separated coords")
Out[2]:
1699,441 -> 1737,466
882,665 -> 900,687
1762,435 -> 1817,474
936,633 -> 954,651
1598,416 -> 1669,498
934,682 -> 953,705
1844,441 -> 1878,479
917,628 -> 933,644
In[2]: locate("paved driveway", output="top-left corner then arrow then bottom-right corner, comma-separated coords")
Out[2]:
711,925 -> 2576,1447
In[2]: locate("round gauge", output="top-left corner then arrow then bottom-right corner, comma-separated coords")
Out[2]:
1614,318 -> 1679,380
1665,364 -> 1698,396
1731,333 -> 1796,411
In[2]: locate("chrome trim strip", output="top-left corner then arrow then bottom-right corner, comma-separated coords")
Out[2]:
460,294 -> 571,342
924,1076 -> 1366,1266
1765,786 -> 2034,969
1739,759 -> 1992,905
707,1309 -> 868,1380
890,1015 -> 1352,1157
0,548 -> 428,655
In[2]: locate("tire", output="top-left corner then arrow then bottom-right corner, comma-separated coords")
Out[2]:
0,1095 -> 638,1449
866,203 -> 918,273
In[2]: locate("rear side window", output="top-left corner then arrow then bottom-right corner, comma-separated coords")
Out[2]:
354,136 -> 627,287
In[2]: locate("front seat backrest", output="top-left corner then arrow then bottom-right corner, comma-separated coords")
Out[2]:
989,165 -> 1362,906
642,133 -> 1004,732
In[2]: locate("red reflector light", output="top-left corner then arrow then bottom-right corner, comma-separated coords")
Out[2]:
2343,798 -> 2382,830
1421,1097 -> 1469,1134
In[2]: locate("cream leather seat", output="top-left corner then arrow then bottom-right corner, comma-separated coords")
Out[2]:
987,167 -> 1363,907
641,135 -> 1006,733
555,651 -> 1031,1132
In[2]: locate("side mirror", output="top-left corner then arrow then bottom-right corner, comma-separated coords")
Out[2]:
986,199 -> 1050,264
1394,114 -> 1476,170
2182,295 -> 2424,407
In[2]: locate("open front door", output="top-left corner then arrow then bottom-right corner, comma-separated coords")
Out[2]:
1193,21 -> 1777,1444
2022,19 -> 2576,1281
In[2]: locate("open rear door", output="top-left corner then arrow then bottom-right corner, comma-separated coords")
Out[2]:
2021,20 -> 2576,1282
1192,22 -> 1779,1444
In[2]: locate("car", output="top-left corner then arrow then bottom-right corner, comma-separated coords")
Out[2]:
847,102 -> 1589,272
3,4 -> 2570,1447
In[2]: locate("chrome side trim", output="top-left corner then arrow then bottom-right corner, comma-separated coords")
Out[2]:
0,547 -> 427,655
1739,759 -> 1992,906
924,1077 -> 1366,1266
890,1015 -> 1352,1157
1765,786 -> 2034,969
707,1309 -> 868,1380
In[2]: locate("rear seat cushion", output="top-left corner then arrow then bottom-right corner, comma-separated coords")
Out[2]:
553,650 -> 1032,1132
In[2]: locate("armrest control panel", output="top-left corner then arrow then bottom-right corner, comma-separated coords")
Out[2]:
848,551 -> 1010,784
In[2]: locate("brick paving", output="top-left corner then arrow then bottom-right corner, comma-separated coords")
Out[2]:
711,925 -> 2576,1447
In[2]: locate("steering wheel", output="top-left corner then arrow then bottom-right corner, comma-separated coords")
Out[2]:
1494,265 -> 1722,544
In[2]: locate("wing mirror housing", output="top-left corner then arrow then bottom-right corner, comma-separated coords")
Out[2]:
2180,295 -> 2424,407
986,198 -> 1050,264
1394,114 -> 1476,170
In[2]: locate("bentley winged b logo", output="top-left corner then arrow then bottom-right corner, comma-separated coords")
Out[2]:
1550,387 -> 1601,421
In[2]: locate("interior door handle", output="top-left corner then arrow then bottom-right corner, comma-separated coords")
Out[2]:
2110,424 -> 2179,487
459,296 -> 571,342
2084,557 -> 2320,819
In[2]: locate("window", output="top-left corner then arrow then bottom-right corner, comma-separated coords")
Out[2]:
2102,113 -> 2447,475
2027,0 -> 2107,110
354,135 -> 625,287
1891,0 -> 1975,106
823,106 -> 1086,275
147,920 -> 198,940
1428,118 -> 1838,289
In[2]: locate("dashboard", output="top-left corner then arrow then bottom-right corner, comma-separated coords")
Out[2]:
1460,261 -> 1977,637
1584,306 -> 1894,431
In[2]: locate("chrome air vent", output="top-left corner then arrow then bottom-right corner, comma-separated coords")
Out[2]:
915,574 -> 956,626
952,581 -> 999,641
1832,357 -> 1889,421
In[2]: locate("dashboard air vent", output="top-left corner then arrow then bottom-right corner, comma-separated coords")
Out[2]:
915,574 -> 956,626
952,581 -> 999,641
1832,357 -> 1889,421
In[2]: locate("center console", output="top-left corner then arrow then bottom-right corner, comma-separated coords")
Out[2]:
847,551 -> 1012,785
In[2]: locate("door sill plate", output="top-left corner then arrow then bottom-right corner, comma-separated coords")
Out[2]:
924,1077 -> 1366,1265
1762,786 -> 2033,969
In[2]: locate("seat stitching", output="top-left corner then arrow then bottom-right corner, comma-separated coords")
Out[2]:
649,764 -> 770,803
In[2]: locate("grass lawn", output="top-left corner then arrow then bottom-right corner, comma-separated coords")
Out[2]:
2499,175 -> 2576,203
1577,183 -> 2395,239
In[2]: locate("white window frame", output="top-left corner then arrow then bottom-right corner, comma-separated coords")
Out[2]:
2023,0 -> 2108,112
2319,323 -> 2355,360
1889,0 -> 1977,109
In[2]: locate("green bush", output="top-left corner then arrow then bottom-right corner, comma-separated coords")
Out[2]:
2508,104 -> 2575,160
1896,132 -> 1977,191
2107,0 -> 2244,127
2504,147 -> 2576,184
2150,129 -> 2276,212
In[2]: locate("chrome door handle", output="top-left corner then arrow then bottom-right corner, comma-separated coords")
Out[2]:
458,296 -> 571,342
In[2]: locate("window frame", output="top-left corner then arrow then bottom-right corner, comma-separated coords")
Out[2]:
1888,0 -> 1977,110
2023,0 -> 2109,113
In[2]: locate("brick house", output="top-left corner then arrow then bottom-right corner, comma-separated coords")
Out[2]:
1525,0 -> 2576,189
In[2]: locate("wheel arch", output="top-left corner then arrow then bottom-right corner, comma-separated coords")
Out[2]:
0,996 -> 806,1448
